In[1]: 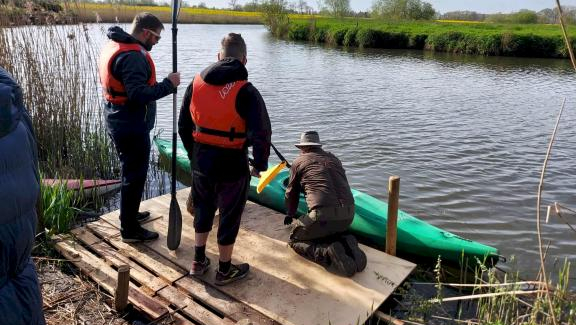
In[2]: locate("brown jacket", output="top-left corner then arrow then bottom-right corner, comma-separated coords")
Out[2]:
285,148 -> 354,217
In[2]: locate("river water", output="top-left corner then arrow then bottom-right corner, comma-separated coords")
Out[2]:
91,23 -> 575,280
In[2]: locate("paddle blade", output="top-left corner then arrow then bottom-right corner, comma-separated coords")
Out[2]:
257,161 -> 287,194
167,196 -> 182,250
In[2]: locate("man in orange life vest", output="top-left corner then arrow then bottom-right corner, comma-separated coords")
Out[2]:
99,13 -> 180,242
178,33 -> 271,285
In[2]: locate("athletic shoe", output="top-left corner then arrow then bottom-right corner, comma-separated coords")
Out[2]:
214,263 -> 250,286
190,257 -> 211,276
341,235 -> 367,272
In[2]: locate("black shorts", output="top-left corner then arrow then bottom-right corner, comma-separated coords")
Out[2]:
192,171 -> 249,245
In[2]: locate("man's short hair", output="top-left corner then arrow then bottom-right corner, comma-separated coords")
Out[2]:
220,33 -> 247,60
131,12 -> 164,34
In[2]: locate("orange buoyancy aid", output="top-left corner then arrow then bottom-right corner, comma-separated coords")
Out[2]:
190,75 -> 248,149
98,41 -> 156,105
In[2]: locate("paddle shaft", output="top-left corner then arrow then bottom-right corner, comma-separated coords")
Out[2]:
271,143 -> 291,168
170,8 -> 178,196
167,0 -> 182,251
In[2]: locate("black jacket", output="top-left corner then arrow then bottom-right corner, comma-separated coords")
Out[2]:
0,67 -> 45,325
103,26 -> 175,134
178,58 -> 271,181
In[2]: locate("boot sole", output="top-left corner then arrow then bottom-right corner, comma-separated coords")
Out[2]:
327,242 -> 356,277
343,235 -> 367,272
121,236 -> 158,243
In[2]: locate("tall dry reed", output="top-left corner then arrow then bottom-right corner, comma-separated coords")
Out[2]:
0,24 -> 117,179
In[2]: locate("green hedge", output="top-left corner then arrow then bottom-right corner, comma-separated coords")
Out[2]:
283,18 -> 576,58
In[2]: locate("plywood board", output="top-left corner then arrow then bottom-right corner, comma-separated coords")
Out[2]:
100,189 -> 415,325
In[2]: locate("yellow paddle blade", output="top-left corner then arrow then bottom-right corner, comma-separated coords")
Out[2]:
257,161 -> 287,194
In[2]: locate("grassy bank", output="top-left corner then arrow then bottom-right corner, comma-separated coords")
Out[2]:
284,18 -> 576,58
67,3 -> 263,24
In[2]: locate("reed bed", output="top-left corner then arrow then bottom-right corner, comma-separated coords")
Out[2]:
282,18 -> 576,58
0,24 -> 117,180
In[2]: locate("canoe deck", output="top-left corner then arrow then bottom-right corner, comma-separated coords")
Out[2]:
54,189 -> 415,325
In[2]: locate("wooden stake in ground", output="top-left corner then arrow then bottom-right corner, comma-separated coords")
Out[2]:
114,264 -> 130,312
386,176 -> 400,256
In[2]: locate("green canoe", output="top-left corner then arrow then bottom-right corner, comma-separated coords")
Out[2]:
154,137 -> 499,265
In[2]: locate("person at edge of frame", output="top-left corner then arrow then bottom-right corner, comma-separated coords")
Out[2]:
0,66 -> 46,325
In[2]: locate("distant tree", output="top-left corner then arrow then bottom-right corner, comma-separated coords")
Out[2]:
243,0 -> 260,11
197,2 -> 207,8
372,0 -> 435,20
537,8 -> 557,24
420,2 -> 435,19
513,9 -> 538,24
324,0 -> 350,17
441,10 -> 486,21
486,9 -> 538,24
229,0 -> 238,10
261,0 -> 290,36
297,0 -> 308,14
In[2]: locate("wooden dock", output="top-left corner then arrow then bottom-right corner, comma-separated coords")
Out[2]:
54,189 -> 415,325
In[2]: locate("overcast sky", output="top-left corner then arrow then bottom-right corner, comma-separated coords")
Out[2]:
184,0 -> 576,14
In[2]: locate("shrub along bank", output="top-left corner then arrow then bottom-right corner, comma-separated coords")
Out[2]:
285,18 -> 576,58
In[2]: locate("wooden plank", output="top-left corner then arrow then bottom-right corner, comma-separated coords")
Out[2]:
53,237 -> 168,319
175,277 -> 280,325
100,189 -> 187,229
126,190 -> 415,325
73,223 -> 169,293
71,227 -> 102,245
90,241 -> 168,294
86,219 -> 187,283
157,285 -> 235,325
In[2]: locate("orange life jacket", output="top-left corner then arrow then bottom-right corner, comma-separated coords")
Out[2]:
98,41 -> 156,105
190,75 -> 248,149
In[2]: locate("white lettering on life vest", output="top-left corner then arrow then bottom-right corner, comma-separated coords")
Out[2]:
219,81 -> 236,100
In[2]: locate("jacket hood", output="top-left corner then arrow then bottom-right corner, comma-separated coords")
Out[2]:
107,26 -> 139,44
200,58 -> 248,86
0,68 -> 23,139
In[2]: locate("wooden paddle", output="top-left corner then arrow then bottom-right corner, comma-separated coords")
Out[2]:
256,143 -> 291,193
167,0 -> 182,251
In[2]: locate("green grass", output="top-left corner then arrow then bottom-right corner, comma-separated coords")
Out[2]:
40,179 -> 82,235
283,18 -> 576,58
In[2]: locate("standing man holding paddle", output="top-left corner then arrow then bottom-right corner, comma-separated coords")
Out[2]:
99,12 -> 180,243
178,33 -> 271,285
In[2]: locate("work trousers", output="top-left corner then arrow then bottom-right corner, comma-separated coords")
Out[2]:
289,205 -> 355,242
109,131 -> 151,230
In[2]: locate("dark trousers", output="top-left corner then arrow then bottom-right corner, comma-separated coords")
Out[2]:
109,131 -> 151,230
192,171 -> 249,246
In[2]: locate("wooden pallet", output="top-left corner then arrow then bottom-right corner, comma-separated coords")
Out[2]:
54,189 -> 415,325
54,220 -> 280,325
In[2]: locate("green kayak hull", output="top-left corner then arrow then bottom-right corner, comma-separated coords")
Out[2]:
155,138 -> 499,265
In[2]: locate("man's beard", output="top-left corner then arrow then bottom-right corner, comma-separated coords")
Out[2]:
143,41 -> 153,51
